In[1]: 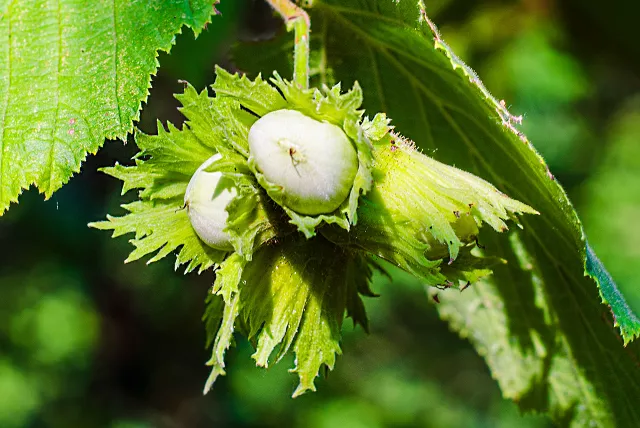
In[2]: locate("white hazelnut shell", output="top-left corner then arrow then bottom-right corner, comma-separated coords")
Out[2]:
248,109 -> 358,215
184,153 -> 237,250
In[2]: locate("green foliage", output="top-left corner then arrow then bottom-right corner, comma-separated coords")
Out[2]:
3,0 -> 640,426
235,0 -> 640,426
582,103 -> 640,315
316,1 -> 640,426
0,360 -> 41,428
0,266 -> 100,428
0,0 -> 218,214
93,66 -> 532,396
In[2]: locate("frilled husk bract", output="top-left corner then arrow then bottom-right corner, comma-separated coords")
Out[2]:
211,67 -> 378,239
321,134 -> 538,288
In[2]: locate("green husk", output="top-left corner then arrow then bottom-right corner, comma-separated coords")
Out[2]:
322,134 -> 538,288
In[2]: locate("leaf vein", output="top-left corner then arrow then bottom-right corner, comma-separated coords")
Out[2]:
112,0 -> 122,131
538,237 -> 640,420
47,0 -> 63,196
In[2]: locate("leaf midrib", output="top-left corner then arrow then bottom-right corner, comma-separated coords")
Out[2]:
47,0 -> 63,195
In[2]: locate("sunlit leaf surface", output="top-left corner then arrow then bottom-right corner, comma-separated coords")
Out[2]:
0,0 -> 218,213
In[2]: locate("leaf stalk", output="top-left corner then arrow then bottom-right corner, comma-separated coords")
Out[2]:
265,0 -> 310,89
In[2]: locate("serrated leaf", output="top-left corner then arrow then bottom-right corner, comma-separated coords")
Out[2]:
0,0 -> 219,214
235,1 -> 640,425
585,244 -> 640,344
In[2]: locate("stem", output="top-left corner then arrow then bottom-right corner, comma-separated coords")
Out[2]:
266,0 -> 310,89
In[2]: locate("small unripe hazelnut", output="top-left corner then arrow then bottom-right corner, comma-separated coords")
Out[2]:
185,154 -> 237,250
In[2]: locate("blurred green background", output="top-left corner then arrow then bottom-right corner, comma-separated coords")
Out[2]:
1,0 -> 639,426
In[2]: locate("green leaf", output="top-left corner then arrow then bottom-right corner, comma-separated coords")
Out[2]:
585,244 -> 640,344
0,0 -> 218,214
580,107 -> 640,338
235,1 -> 640,425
